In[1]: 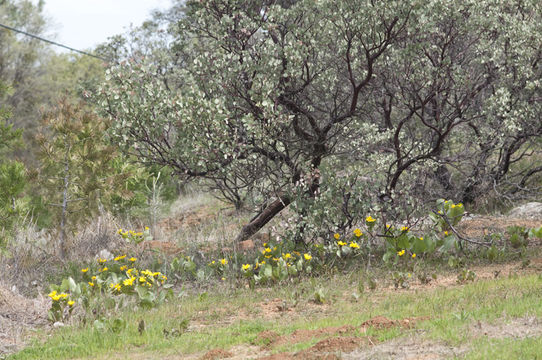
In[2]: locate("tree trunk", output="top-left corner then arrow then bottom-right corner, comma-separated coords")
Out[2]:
59,153 -> 70,260
235,195 -> 291,243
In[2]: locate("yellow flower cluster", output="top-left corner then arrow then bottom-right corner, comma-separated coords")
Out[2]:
80,255 -> 167,294
349,242 -> 360,249
48,291 -> 69,302
397,249 -> 405,256
118,229 -> 144,237
353,228 -> 362,237
366,215 -> 376,223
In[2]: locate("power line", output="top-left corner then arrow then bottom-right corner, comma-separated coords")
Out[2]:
0,22 -> 109,62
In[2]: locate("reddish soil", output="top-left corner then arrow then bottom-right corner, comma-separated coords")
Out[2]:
200,348 -> 233,360
258,336 -> 375,360
256,325 -> 356,348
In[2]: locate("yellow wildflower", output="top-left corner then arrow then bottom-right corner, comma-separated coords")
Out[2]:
337,241 -> 346,246
48,290 -> 57,298
264,248 -> 272,253
60,293 -> 68,299
400,226 -> 409,232
349,242 -> 360,249
419,237 -> 423,241
304,253 -> 312,261
123,277 -> 135,286
98,258 -> 107,264
100,267 -> 108,272
114,255 -> 126,261
81,268 -> 89,273
220,258 -> 228,265
139,277 -> 146,283
242,264 -> 252,271
68,300 -> 75,306
284,253 -> 291,259
263,242 -> 268,247
141,269 -> 153,276
129,257 -> 137,262
120,265 -> 127,271
136,232 -> 143,236
397,249 -> 405,256
412,253 -> 417,258
51,295 -> 61,301
366,215 -> 376,223
117,228 -> 123,234
88,282 -> 94,287
353,228 -> 362,237
444,231 -> 449,236
334,233 -> 340,240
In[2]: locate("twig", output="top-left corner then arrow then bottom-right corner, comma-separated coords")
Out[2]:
432,210 -> 492,247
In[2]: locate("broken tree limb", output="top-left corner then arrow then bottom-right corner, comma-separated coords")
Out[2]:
235,195 -> 291,243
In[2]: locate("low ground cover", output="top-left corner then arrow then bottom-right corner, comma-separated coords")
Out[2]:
8,257 -> 542,359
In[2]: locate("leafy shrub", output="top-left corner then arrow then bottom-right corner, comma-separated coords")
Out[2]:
47,254 -> 172,323
506,226 -> 529,249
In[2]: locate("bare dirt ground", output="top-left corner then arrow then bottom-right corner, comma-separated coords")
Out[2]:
188,313 -> 542,360
0,285 -> 48,356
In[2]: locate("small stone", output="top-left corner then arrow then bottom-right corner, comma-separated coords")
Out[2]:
239,239 -> 254,251
53,321 -> 65,328
97,249 -> 113,261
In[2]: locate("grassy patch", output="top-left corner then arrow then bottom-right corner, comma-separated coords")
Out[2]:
9,272 -> 542,359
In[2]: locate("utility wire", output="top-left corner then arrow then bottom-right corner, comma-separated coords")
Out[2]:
0,22 -> 109,62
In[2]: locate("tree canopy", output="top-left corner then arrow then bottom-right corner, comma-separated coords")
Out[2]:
98,0 -> 542,242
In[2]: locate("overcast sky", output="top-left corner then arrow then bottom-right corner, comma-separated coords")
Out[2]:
41,0 -> 172,53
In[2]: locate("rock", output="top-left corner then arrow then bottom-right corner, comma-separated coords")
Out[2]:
239,239 -> 254,251
508,202 -> 542,219
97,249 -> 113,261
53,321 -> 65,328
139,241 -> 183,256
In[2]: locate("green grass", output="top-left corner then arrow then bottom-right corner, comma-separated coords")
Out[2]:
9,271 -> 542,359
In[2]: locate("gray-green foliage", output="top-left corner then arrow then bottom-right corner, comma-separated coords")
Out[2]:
97,0 -> 542,243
